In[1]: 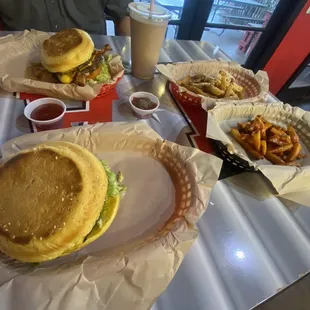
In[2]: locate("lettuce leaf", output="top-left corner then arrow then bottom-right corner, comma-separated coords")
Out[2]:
100,161 -> 126,197
84,162 -> 126,239
89,55 -> 113,85
94,63 -> 111,83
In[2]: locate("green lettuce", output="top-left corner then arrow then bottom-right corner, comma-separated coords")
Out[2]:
89,55 -> 113,85
86,161 -> 126,234
100,161 -> 126,198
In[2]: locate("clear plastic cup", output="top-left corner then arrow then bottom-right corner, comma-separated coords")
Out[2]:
128,2 -> 171,80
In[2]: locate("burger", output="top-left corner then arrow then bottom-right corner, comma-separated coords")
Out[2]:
0,141 -> 125,262
41,28 -> 112,86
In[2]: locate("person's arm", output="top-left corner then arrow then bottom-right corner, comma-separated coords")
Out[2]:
114,16 -> 130,36
105,0 -> 131,36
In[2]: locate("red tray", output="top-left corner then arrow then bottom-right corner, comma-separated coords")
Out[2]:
169,81 -> 203,108
97,72 -> 124,98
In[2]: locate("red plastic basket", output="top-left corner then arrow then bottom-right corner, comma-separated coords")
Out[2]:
169,81 -> 203,108
97,72 -> 124,98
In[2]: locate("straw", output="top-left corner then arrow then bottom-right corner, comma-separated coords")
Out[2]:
150,0 -> 155,13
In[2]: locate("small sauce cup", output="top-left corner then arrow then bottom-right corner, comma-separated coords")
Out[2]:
129,92 -> 160,119
24,98 -> 66,130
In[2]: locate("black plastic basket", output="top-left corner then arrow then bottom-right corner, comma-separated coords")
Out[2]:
212,139 -> 256,173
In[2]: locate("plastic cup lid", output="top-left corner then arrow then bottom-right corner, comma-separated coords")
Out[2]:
128,2 -> 171,22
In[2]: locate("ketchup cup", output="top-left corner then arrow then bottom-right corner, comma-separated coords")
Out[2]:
24,98 -> 66,130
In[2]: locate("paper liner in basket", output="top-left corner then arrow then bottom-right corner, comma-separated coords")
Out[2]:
206,101 -> 310,207
156,60 -> 269,109
0,122 -> 222,310
0,30 -> 124,100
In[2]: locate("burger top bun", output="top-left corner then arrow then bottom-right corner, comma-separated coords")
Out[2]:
41,28 -> 94,73
0,141 -> 108,262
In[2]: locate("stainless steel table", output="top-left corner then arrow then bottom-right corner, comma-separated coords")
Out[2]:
0,33 -> 309,310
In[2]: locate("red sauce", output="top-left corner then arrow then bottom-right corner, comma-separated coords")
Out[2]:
132,97 -> 157,110
30,104 -> 64,121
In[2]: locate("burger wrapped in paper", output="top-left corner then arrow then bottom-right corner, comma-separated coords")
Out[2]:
41,28 -> 113,86
0,141 -> 126,262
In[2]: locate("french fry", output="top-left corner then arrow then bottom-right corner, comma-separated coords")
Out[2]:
191,82 -> 205,89
286,126 -> 299,143
219,69 -> 233,82
183,84 -> 207,96
270,127 -> 291,144
248,119 -> 261,132
286,143 -> 301,162
228,93 -> 239,100
270,127 -> 286,137
238,122 -> 251,130
297,153 -> 307,159
268,136 -> 288,146
256,117 -> 266,139
219,69 -> 227,77
269,144 -> 293,154
231,83 -> 244,99
279,135 -> 292,144
231,117 -> 304,166
203,84 -> 225,97
240,133 -> 250,141
220,73 -> 227,91
252,130 -> 261,152
260,140 -> 267,156
191,74 -> 207,83
214,78 -> 222,88
274,125 -> 285,131
177,76 -> 191,85
231,128 -> 242,138
232,82 -> 243,93
264,122 -> 273,131
243,134 -> 254,147
237,92 -> 244,100
265,151 -> 285,165
240,141 -> 263,160
224,85 -> 234,97
257,115 -> 266,123
178,70 -> 244,99
231,128 -> 263,159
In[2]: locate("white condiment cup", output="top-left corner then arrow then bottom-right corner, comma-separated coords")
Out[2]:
24,97 -> 66,130
129,92 -> 160,119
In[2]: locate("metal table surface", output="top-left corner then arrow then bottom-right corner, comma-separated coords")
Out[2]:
0,33 -> 309,310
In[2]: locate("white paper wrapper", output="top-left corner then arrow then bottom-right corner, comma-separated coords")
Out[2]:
206,102 -> 310,206
0,30 -> 124,100
156,60 -> 269,109
0,122 -> 222,310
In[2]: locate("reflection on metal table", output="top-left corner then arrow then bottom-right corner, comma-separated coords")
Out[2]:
0,33 -> 309,310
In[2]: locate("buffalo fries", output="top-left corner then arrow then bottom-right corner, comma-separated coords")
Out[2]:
177,69 -> 244,99
230,116 -> 306,166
